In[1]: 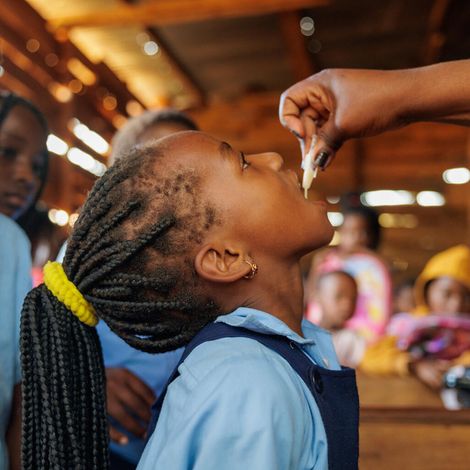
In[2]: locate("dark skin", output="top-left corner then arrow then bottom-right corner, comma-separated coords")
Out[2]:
316,273 -> 357,331
0,105 -> 45,220
279,60 -> 470,168
109,127 -> 333,442
152,132 -> 334,336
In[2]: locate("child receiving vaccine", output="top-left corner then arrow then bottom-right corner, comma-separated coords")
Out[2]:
20,132 -> 359,470
315,271 -> 365,368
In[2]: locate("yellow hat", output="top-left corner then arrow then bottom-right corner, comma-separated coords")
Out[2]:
414,244 -> 470,314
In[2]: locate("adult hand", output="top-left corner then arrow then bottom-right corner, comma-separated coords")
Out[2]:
279,68 -> 404,168
279,60 -> 470,169
106,367 -> 156,444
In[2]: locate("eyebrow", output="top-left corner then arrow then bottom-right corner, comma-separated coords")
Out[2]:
0,130 -> 28,144
219,141 -> 233,160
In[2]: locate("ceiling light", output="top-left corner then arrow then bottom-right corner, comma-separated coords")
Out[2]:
47,134 -> 69,156
361,190 -> 415,207
416,191 -> 445,207
443,167 -> 470,185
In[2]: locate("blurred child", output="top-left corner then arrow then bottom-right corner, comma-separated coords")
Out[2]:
315,271 -> 365,368
305,205 -> 392,343
362,245 -> 470,389
21,132 -> 359,469
393,279 -> 416,314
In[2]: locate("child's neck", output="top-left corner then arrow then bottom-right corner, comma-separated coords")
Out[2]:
238,260 -> 305,336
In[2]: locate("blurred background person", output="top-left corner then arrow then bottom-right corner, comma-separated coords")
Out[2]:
315,271 -> 365,368
305,200 -> 392,343
0,90 -> 49,470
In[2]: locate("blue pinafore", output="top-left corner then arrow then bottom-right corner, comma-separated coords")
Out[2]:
147,322 -> 360,470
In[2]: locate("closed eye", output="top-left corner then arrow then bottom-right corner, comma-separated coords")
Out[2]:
239,152 -> 250,170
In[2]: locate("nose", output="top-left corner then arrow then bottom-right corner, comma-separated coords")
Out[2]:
246,152 -> 284,171
13,155 -> 36,188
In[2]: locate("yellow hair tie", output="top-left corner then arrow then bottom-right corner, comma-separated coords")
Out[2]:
43,261 -> 98,327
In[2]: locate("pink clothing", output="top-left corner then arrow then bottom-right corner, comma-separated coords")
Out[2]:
306,249 -> 392,343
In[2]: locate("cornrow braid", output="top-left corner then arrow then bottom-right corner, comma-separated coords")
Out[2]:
20,142 -> 222,469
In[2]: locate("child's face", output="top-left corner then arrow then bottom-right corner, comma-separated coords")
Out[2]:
426,277 -> 470,315
316,274 -> 357,330
159,132 -> 334,259
0,105 -> 46,219
339,214 -> 370,252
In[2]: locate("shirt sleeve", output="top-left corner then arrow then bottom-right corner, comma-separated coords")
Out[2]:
138,353 -> 313,470
13,230 -> 32,384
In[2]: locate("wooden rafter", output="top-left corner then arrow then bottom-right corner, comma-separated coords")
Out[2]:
49,0 -> 329,29
1,0 -> 145,127
278,12 -> 315,82
147,28 -> 205,107
422,0 -> 452,65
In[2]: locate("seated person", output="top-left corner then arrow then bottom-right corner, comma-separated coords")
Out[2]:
392,278 -> 416,314
305,205 -> 392,343
361,245 -> 470,389
315,271 -> 365,368
21,132 -> 359,470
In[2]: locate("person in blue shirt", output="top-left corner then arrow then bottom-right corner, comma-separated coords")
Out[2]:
0,91 -> 49,469
20,130 -> 358,470
0,215 -> 32,470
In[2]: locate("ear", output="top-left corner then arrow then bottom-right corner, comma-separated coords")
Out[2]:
194,243 -> 253,283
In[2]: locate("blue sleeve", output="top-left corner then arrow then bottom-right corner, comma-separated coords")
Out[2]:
138,353 -> 313,470
13,228 -> 32,384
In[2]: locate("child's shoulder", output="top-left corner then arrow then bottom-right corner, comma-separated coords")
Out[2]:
179,336 -> 309,394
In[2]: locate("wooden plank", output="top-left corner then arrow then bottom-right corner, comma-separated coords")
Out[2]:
50,0 -> 329,29
147,28 -> 205,107
360,420 -> 470,470
422,0 -> 451,65
278,12 -> 315,82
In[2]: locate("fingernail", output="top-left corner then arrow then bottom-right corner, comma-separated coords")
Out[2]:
315,151 -> 329,169
291,130 -> 301,139
119,437 -> 129,445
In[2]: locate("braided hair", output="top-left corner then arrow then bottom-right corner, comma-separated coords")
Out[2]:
20,141 -> 221,469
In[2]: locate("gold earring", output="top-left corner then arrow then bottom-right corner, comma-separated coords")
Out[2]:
243,260 -> 258,279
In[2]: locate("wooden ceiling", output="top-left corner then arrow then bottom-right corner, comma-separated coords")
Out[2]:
1,0 -> 469,280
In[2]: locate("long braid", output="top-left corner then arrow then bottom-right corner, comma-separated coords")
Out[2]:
20,142 -> 222,469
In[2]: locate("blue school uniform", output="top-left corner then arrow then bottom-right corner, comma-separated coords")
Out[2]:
0,215 -> 31,468
138,307 -> 359,470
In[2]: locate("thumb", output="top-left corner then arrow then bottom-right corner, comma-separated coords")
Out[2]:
311,114 -> 346,170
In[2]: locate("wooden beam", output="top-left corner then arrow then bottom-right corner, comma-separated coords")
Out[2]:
422,0 -> 451,65
2,0 -> 145,124
147,28 -> 205,107
50,0 -> 329,29
278,12 -> 315,82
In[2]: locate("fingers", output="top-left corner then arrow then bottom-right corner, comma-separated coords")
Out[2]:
109,426 -> 129,445
107,398 -> 147,438
279,94 -> 305,139
105,368 -> 156,438
125,371 -> 156,408
280,79 -> 342,171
